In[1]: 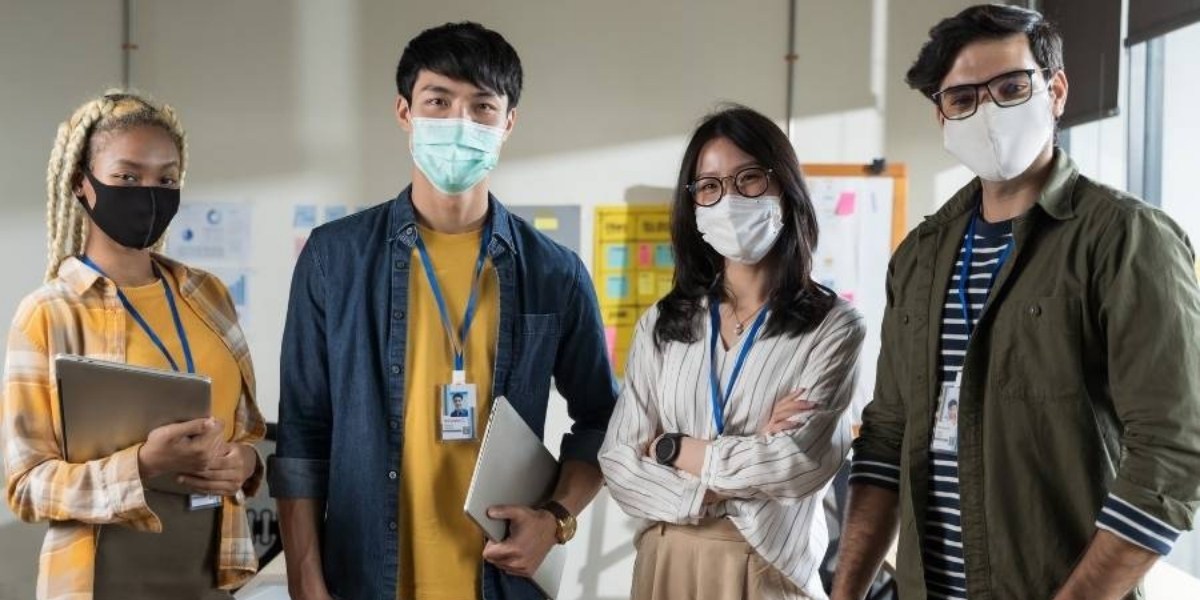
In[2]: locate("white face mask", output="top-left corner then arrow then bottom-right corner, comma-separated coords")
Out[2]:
695,195 -> 784,264
943,87 -> 1055,182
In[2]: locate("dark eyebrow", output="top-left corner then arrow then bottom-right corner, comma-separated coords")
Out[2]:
418,83 -> 501,100
109,159 -> 180,170
418,84 -> 454,95
696,161 -> 762,179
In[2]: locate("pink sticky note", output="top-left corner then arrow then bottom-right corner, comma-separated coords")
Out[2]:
835,192 -> 856,216
638,243 -> 653,267
605,326 -> 618,352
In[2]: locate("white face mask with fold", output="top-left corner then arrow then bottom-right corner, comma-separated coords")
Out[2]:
943,87 -> 1056,182
695,195 -> 784,264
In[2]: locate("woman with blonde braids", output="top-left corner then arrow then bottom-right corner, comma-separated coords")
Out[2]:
2,91 -> 266,600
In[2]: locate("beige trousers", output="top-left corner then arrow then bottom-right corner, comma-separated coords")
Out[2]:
631,518 -> 810,600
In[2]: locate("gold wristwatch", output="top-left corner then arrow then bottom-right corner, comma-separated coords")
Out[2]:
539,500 -> 576,544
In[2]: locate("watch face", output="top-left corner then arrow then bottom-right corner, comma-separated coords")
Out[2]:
655,436 -> 675,464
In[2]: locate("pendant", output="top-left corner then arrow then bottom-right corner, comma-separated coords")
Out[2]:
735,323 -> 745,336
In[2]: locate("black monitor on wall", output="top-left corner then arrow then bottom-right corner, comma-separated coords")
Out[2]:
1041,0 -> 1123,128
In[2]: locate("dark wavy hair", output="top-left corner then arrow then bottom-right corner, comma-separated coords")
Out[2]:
906,4 -> 1063,98
653,106 -> 835,349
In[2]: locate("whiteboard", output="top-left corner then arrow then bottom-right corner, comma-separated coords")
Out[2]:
805,169 -> 905,421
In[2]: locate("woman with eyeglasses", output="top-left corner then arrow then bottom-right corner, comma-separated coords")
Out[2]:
599,106 -> 865,600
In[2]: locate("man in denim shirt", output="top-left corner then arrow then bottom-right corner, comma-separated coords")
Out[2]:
269,22 -> 617,600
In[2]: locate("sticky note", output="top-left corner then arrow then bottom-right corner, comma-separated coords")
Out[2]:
604,326 -> 617,352
638,272 -> 655,296
638,244 -> 654,268
605,245 -> 629,269
534,216 -> 559,231
657,273 -> 673,296
654,244 -> 674,268
835,192 -> 856,216
606,275 -> 629,300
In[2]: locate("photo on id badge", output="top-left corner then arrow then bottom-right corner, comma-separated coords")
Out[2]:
441,383 -> 477,442
931,386 -> 960,455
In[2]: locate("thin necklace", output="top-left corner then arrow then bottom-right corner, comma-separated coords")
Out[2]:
725,302 -> 767,336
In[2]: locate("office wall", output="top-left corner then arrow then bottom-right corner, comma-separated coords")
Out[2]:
0,0 -> 978,595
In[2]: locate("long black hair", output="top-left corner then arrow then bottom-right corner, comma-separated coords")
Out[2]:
654,105 -> 835,349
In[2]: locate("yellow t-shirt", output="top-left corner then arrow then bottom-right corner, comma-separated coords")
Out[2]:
120,271 -> 242,440
398,226 -> 499,600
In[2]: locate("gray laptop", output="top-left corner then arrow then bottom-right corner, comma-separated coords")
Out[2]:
55,354 -> 212,494
464,396 -> 566,599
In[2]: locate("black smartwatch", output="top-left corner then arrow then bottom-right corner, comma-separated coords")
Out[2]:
654,433 -> 686,466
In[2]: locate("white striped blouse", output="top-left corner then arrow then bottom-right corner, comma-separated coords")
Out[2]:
599,297 -> 865,600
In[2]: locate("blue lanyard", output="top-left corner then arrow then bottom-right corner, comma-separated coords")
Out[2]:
413,221 -> 493,374
79,255 -> 195,374
707,297 -> 769,436
957,212 -> 1013,338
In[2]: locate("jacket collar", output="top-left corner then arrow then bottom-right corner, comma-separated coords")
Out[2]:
921,148 -> 1081,233
387,185 -> 517,255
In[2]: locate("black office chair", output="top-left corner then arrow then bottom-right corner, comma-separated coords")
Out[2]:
246,422 -> 283,570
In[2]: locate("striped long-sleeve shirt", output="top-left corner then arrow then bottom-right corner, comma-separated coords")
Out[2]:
599,297 -> 865,600
2,255 -> 266,600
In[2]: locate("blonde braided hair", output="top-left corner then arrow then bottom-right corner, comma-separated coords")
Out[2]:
44,91 -> 187,281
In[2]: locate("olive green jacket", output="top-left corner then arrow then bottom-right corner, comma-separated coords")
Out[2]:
853,150 -> 1200,599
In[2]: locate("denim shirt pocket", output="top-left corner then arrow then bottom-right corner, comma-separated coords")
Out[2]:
506,313 -> 562,405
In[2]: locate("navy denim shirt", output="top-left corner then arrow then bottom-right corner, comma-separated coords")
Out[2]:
269,188 -> 617,600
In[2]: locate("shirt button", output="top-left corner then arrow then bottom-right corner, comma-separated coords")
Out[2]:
902,315 -> 910,324
1029,305 -> 1042,317
388,521 -> 398,531
394,260 -> 406,271
390,365 -> 401,375
388,470 -> 398,480
389,419 -> 399,431
393,310 -> 404,320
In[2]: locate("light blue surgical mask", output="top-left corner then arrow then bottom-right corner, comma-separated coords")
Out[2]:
410,117 -> 507,195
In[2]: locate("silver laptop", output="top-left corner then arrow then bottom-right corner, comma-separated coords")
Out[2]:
55,354 -> 212,494
464,396 -> 566,599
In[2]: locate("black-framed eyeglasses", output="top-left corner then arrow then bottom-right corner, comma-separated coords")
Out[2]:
931,68 -> 1053,120
687,166 -> 773,207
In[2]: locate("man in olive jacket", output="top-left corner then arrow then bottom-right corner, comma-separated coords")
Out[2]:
832,5 -> 1200,600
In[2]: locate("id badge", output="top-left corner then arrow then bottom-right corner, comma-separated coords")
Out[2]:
930,381 -> 961,455
440,382 -> 477,442
189,493 -> 222,511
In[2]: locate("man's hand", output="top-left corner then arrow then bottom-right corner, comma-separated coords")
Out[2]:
177,442 -> 258,496
481,505 -> 559,578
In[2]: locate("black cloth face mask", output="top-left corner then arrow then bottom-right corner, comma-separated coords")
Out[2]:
76,170 -> 181,250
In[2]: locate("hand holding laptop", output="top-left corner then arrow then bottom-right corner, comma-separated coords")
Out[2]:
481,504 -> 560,578
137,417 -> 224,480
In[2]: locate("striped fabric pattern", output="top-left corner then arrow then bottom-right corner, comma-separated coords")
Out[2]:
923,218 -> 1013,600
600,297 -> 865,600
2,255 -> 266,600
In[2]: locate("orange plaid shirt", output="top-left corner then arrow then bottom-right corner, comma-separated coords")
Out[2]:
2,255 -> 266,599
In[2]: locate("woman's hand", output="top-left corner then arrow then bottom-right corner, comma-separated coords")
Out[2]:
137,417 -> 224,480
177,442 -> 258,496
760,389 -> 817,435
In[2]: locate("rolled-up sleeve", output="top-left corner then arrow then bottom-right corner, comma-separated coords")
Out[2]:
269,233 -> 334,499
1093,207 -> 1200,553
554,256 -> 618,467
